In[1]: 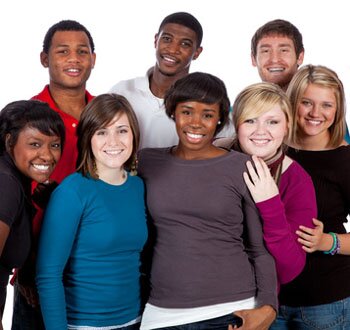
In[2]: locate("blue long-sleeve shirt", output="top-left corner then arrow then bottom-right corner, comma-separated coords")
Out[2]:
36,172 -> 148,329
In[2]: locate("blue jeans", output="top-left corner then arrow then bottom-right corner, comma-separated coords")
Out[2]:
270,297 -> 350,329
154,313 -> 242,329
11,283 -> 45,330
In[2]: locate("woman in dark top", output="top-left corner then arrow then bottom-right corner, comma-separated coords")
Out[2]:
138,72 -> 277,330
0,100 -> 64,328
271,65 -> 350,329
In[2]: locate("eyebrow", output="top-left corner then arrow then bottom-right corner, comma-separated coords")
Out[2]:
259,43 -> 293,48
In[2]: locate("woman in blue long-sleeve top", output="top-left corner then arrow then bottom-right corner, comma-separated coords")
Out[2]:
36,94 -> 148,330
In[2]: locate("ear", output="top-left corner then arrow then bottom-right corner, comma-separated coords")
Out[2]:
91,52 -> 96,69
251,53 -> 257,67
40,51 -> 49,68
297,51 -> 304,67
5,133 -> 12,152
154,33 -> 159,48
193,46 -> 203,61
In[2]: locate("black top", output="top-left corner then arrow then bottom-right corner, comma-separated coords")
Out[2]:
0,153 -> 33,307
279,146 -> 350,306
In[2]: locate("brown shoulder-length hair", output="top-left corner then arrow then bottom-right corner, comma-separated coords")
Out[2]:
76,93 -> 140,178
286,64 -> 346,148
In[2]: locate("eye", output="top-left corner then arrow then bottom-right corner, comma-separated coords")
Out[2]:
301,100 -> 312,106
118,128 -> 129,134
161,36 -> 171,43
78,49 -> 89,55
181,41 -> 192,48
30,142 -> 40,148
96,130 -> 106,136
203,113 -> 214,119
268,120 -> 279,125
181,110 -> 191,115
323,103 -> 334,109
51,143 -> 61,149
244,119 -> 256,124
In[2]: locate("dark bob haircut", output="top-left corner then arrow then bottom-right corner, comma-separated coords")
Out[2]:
0,100 -> 65,155
76,93 -> 140,178
43,19 -> 95,53
164,72 -> 230,136
158,12 -> 203,47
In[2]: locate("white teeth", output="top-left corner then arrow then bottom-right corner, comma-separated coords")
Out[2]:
307,119 -> 322,125
251,139 -> 269,145
187,133 -> 203,139
105,150 -> 122,155
163,56 -> 176,63
33,164 -> 49,171
67,68 -> 79,72
268,68 -> 284,72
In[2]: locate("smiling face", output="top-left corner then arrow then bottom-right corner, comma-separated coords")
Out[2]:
40,30 -> 96,90
91,113 -> 133,175
11,126 -> 61,183
154,23 -> 202,78
252,34 -> 304,90
174,101 -> 220,157
296,83 -> 337,146
237,105 -> 288,160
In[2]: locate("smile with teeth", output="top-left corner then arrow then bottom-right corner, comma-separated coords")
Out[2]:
162,55 -> 178,64
66,68 -> 80,73
250,139 -> 270,145
268,67 -> 285,73
32,164 -> 50,171
104,150 -> 123,156
187,132 -> 204,139
305,119 -> 322,126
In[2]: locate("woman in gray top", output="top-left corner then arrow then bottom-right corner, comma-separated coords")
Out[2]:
138,72 -> 277,330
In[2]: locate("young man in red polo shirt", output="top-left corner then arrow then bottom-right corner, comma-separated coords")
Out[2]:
11,19 -> 96,330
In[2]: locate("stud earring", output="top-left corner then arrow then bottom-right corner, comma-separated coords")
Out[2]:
218,121 -> 221,125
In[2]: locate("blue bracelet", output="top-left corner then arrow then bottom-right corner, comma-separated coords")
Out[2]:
323,232 -> 339,255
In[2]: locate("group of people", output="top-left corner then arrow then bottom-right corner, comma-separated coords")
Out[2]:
1,10 -> 350,330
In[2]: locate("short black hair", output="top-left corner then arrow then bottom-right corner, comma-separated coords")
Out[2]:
158,12 -> 203,47
165,72 -> 230,135
43,19 -> 95,53
251,19 -> 304,58
0,100 -> 65,155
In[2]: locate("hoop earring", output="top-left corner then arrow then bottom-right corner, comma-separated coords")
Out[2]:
130,155 -> 138,176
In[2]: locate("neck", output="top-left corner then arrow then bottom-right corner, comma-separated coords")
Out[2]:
297,131 -> 331,151
49,84 -> 87,120
97,167 -> 127,186
150,67 -> 188,98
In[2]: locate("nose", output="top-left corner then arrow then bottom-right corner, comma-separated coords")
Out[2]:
67,51 -> 80,63
189,114 -> 202,128
167,41 -> 181,54
269,49 -> 280,63
106,132 -> 118,146
255,121 -> 266,134
38,146 -> 54,162
309,104 -> 321,117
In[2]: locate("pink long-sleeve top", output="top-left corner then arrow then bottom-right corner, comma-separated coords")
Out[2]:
256,160 -> 317,285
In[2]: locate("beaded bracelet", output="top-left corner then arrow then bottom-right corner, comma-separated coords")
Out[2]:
323,232 -> 340,255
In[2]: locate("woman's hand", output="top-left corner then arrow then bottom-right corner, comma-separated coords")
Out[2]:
296,218 -> 331,252
228,305 -> 276,329
243,155 -> 279,203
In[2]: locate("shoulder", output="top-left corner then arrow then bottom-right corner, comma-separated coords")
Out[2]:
138,148 -> 170,175
109,76 -> 147,93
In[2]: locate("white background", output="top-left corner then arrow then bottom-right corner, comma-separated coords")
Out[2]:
1,0 -> 350,327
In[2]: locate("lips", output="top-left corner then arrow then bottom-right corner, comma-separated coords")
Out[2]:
64,67 -> 81,76
161,54 -> 179,65
250,139 -> 270,145
32,163 -> 50,171
267,67 -> 285,73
